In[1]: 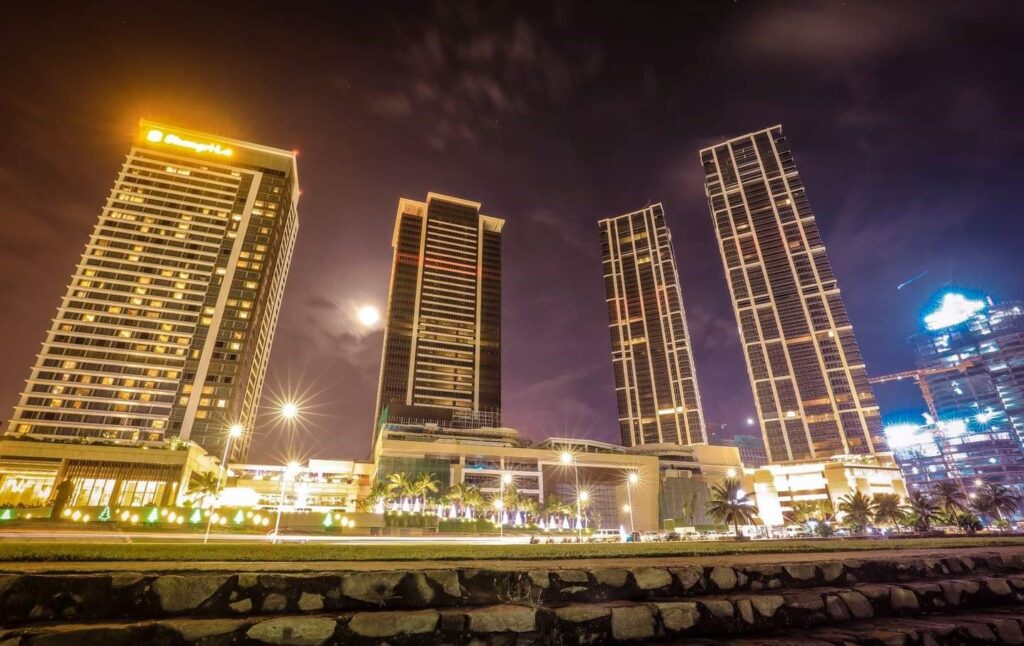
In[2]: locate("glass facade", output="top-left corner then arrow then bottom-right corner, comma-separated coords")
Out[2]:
374,194 -> 504,446
700,126 -> 885,463
8,122 -> 299,462
599,204 -> 706,447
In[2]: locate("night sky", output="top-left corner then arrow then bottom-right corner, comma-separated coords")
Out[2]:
2,2 -> 1023,464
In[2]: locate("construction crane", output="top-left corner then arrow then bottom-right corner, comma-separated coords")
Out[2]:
868,360 -> 974,419
869,360 -> 975,493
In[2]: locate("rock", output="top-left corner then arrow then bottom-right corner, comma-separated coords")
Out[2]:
857,584 -> 891,600
426,570 -> 462,598
985,578 -> 1013,596
963,622 -> 997,641
940,581 -> 964,606
466,604 -> 536,633
657,602 -> 700,632
631,567 -> 672,590
785,592 -> 825,611
837,591 -> 873,619
784,563 -> 817,581
110,574 -> 143,589
594,569 -> 629,587
993,619 -> 1024,644
340,572 -> 405,605
865,629 -> 911,646
168,618 -> 246,642
670,566 -> 703,591
557,570 -> 589,584
348,609 -> 439,637
825,595 -> 850,620
527,571 -> 551,588
29,604 -> 54,620
262,593 -> 288,612
298,592 -> 323,612
611,605 -> 656,640
750,595 -> 784,619
701,599 -> 734,618
0,575 -> 19,600
555,605 -> 612,623
239,573 -> 260,589
230,598 -> 253,613
710,567 -> 738,591
406,573 -> 435,605
736,599 -> 755,624
246,617 -> 337,645
152,575 -> 227,613
890,587 -> 919,611
820,562 -> 844,583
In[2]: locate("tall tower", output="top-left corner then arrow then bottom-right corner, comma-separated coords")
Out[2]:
374,193 -> 503,445
599,204 -> 706,447
7,121 -> 299,462
700,126 -> 884,463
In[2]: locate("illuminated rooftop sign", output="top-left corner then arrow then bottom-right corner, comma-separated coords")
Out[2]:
145,129 -> 233,157
923,292 -> 986,330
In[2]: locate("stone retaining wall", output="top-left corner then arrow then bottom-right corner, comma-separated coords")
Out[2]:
2,552 -> 1022,625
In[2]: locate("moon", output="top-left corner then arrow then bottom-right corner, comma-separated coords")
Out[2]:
357,305 -> 380,327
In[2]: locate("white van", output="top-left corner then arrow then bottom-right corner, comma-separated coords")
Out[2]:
590,528 -> 623,543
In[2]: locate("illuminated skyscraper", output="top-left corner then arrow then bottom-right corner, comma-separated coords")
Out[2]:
700,126 -> 885,463
890,292 -> 1024,491
374,193 -> 503,446
7,121 -> 299,462
599,204 -> 706,447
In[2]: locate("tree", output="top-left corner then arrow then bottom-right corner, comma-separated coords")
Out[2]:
385,472 -> 415,499
906,490 -> 939,532
540,494 -> 572,518
442,482 -> 473,506
973,482 -> 1022,524
787,501 -> 819,525
190,472 -> 221,500
358,481 -> 389,512
931,481 -> 970,532
410,472 -> 440,501
837,491 -> 877,534
706,478 -> 759,538
873,493 -> 908,532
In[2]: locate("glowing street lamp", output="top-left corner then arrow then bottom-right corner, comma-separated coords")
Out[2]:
559,450 -> 584,538
204,423 -> 245,544
625,471 -> 638,533
272,461 -> 301,543
281,402 -> 299,420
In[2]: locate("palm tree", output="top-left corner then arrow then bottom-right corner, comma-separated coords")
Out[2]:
190,472 -> 221,502
706,478 -> 759,538
931,481 -> 969,531
410,472 -> 440,501
906,490 -> 939,532
787,501 -> 818,525
461,486 -> 485,515
873,493 -> 908,532
358,481 -> 389,512
442,482 -> 472,506
973,482 -> 1022,524
837,491 -> 877,534
385,472 -> 415,499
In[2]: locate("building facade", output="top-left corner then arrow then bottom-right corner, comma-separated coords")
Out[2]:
7,122 -> 299,462
373,194 -> 504,446
700,126 -> 885,463
889,293 -> 1024,493
598,204 -> 706,447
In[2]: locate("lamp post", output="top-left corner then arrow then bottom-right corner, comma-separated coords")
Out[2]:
498,472 -> 512,540
204,423 -> 243,544
272,461 -> 300,544
560,450 -> 584,538
626,471 -> 638,533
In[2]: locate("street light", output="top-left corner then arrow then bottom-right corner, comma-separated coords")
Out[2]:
204,423 -> 244,544
281,402 -> 299,420
560,450 -> 584,538
498,472 -> 512,539
625,471 -> 638,533
272,461 -> 301,544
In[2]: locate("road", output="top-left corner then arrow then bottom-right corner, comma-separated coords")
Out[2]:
0,527 -> 530,544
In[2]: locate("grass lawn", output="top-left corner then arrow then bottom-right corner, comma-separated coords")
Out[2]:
2,536 -> 1024,563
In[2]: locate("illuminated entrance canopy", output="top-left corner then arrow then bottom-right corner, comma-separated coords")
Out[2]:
145,128 -> 233,157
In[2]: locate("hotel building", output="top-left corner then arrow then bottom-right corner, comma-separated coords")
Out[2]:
6,121 -> 299,463
373,194 -> 504,446
700,126 -> 885,463
599,204 -> 706,447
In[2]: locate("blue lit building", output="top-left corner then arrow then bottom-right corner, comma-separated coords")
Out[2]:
887,292 -> 1024,494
